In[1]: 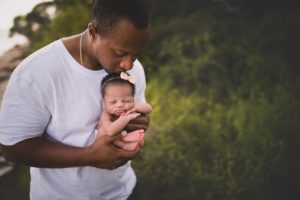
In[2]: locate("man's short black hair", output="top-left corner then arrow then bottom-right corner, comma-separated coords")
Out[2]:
92,0 -> 150,36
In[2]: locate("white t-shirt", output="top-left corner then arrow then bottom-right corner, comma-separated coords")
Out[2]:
0,39 -> 147,200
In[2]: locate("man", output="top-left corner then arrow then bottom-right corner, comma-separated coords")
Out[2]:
0,0 -> 150,199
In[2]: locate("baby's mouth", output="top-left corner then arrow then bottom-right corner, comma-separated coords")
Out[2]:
115,110 -> 126,115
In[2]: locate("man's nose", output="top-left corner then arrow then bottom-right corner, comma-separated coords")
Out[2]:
120,57 -> 135,71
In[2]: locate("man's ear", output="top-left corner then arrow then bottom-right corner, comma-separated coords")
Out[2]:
88,22 -> 98,41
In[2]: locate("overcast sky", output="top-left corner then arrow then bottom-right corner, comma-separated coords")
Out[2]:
0,0 -> 49,54
0,0 -> 48,29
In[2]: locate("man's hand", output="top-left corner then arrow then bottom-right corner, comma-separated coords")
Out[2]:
87,128 -> 142,170
126,114 -> 149,132
0,126 -> 144,170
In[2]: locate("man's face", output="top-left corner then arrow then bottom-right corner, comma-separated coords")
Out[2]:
103,84 -> 135,116
91,19 -> 149,73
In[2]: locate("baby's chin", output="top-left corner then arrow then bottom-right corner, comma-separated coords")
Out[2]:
114,110 -> 126,116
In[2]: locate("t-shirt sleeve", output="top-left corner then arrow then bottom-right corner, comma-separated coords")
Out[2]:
0,70 -> 51,145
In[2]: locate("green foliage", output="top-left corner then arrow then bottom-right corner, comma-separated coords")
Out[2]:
133,1 -> 300,200
0,166 -> 30,200
134,77 -> 300,200
9,2 -> 54,40
27,2 -> 91,54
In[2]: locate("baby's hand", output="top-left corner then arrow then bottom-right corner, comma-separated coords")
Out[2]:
121,112 -> 141,120
126,107 -> 137,115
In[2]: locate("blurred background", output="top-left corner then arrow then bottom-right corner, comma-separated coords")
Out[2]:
0,0 -> 299,199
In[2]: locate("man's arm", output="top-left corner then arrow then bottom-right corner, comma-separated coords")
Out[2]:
1,131 -> 139,170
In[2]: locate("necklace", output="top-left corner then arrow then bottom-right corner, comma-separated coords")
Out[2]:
79,32 -> 101,70
79,33 -> 84,65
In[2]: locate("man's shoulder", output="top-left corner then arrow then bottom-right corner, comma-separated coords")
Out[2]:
16,40 -> 67,73
29,40 -> 61,56
9,40 -> 68,87
17,40 -> 61,69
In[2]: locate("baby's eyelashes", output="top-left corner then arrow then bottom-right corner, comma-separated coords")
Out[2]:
109,100 -> 117,105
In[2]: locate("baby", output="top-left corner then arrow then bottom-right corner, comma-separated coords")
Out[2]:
96,72 -> 152,151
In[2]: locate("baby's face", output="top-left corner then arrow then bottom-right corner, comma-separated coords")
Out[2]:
103,84 -> 134,116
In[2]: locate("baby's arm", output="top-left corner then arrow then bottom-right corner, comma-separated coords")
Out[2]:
99,110 -> 141,136
135,102 -> 152,114
127,102 -> 152,115
98,110 -> 112,130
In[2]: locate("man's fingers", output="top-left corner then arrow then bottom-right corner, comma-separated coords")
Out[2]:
126,124 -> 147,132
119,145 -> 140,159
126,115 -> 149,132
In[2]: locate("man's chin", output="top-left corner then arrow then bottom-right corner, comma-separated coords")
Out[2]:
103,68 -> 110,73
104,67 -> 127,74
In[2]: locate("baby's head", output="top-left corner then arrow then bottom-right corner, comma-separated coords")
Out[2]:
101,72 -> 136,116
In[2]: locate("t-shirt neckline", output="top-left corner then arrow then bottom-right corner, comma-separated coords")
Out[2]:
57,39 -> 106,77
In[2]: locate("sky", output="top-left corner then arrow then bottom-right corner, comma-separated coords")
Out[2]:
0,0 -> 48,55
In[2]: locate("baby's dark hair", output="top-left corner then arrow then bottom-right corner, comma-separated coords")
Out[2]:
101,73 -> 135,97
92,0 -> 150,36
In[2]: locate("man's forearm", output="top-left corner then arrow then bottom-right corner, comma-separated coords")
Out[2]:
1,137 -> 90,168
